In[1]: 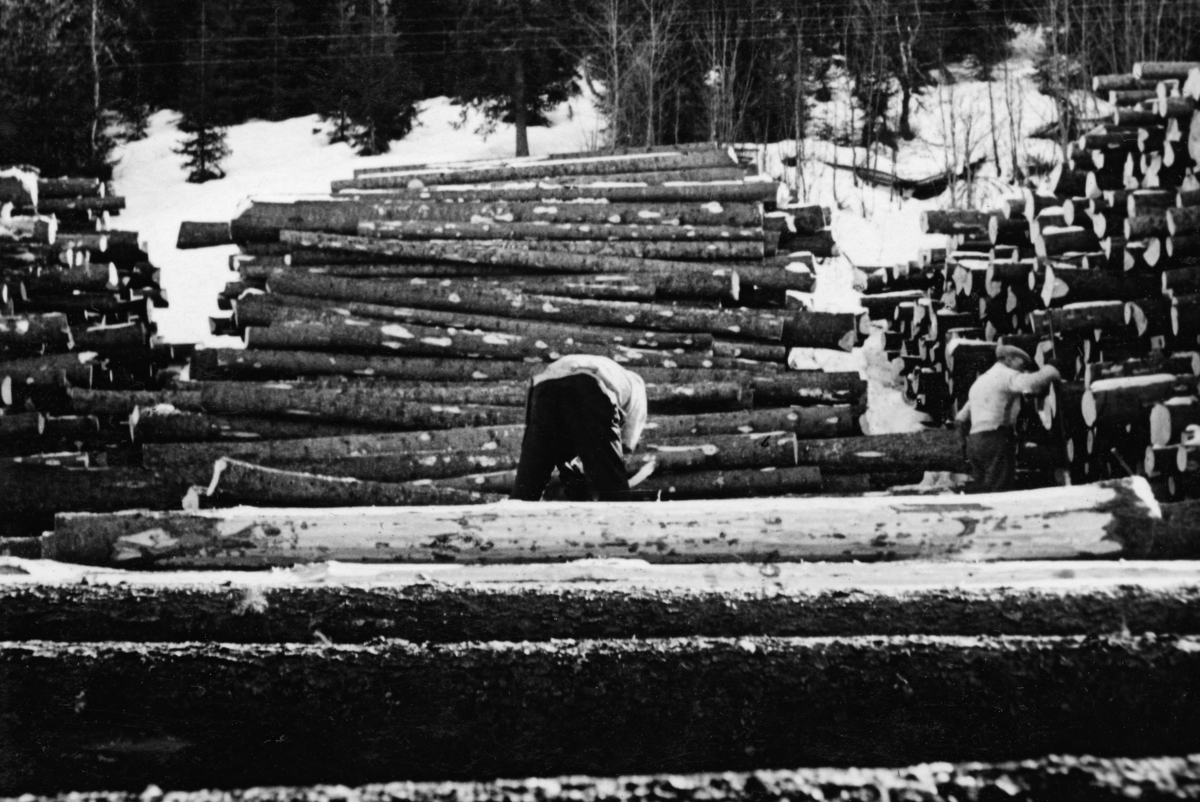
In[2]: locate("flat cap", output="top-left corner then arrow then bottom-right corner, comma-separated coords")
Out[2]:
995,343 -> 1034,370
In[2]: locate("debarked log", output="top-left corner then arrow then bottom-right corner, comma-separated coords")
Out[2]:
43,476 -> 1161,567
206,457 -> 502,507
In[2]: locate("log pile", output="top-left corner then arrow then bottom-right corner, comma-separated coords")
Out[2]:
0,170 -> 193,535
858,60 -> 1200,497
103,147 -> 950,514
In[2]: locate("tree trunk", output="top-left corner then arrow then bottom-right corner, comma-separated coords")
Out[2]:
1150,398 -> 1200,445
1041,265 -> 1162,307
793,428 -> 967,473
234,294 -> 712,351
265,272 -> 782,340
731,265 -> 815,293
44,477 -> 1161,566
233,199 -> 763,239
331,182 -> 779,205
781,311 -> 864,350
0,313 -> 72,350
37,178 -> 104,199
920,210 -> 991,235
711,340 -> 788,362
67,388 -> 204,417
637,465 -> 823,499
1082,374 -> 1200,426
176,221 -> 233,249
131,407 -> 392,443
1030,302 -> 1128,335
206,458 -> 501,508
1085,354 -> 1199,388
2,353 -> 97,403
360,219 -> 765,242
19,263 -> 118,294
356,234 -> 767,262
751,373 -> 867,407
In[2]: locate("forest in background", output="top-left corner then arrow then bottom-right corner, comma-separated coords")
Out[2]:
1,0 -> 1198,181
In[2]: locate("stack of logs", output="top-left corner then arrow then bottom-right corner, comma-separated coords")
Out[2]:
120,146 -> 968,512
0,171 -> 191,541
860,60 -> 1200,498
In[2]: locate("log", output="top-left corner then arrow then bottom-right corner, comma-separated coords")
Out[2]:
36,177 -> 103,199
711,340 -> 787,362
19,263 -> 118,294
67,388 -> 204,416
266,272 -> 782,340
1082,374 -> 1200,426
0,313 -> 72,350
234,199 -> 762,239
1150,397 -> 1200,445
234,294 -> 712,352
637,465 -> 822,499
751,372 -> 866,406
729,264 -> 815,294
632,431 -> 798,473
1030,301 -> 1128,335
1034,227 -> 1100,258
71,322 -> 149,353
277,231 -> 740,300
348,150 -> 736,185
360,219 -> 765,243
196,382 -> 526,429
1168,205 -> 1200,235
1085,354 -> 1199,388
1041,265 -> 1161,307
350,236 -> 767,262
792,429 -> 966,473
780,311 -> 864,350
334,182 -> 780,205
176,221 -> 233,249
1125,213 -> 1171,239
919,210 -> 990,235
43,476 -> 1161,567
1,352 -> 96,403
131,407 -> 423,443
1135,61 -> 1200,81
206,457 -> 502,507
645,405 -> 857,439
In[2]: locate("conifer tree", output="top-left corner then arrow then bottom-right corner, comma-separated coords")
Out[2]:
174,0 -> 232,182
452,0 -> 579,157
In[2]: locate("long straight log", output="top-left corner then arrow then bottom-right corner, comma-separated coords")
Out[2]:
19,263 -> 118,294
1041,265 -> 1161,307
266,272 -> 782,340
637,465 -> 822,499
234,294 -> 712,352
277,231 -> 740,300
1,352 -> 96,402
333,182 -> 780,205
919,210 -> 990,235
793,429 -> 966,473
207,457 -> 501,507
353,236 -> 767,262
1030,302 -> 1128,335
197,382 -> 525,429
130,407 -> 391,442
234,199 -> 762,240
1084,354 -> 1199,388
360,219 -> 765,242
67,388 -> 205,416
781,311 -> 864,350
0,313 -> 72,350
43,476 -> 1160,567
347,150 -> 736,184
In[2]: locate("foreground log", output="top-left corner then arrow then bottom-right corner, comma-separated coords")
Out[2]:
206,458 -> 501,507
0,630 -> 1194,794
44,476 -> 1159,566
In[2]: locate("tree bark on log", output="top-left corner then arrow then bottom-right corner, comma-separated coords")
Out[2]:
1150,397 -> 1200,445
781,311 -> 864,350
792,429 -> 966,472
233,199 -> 762,240
345,150 -> 736,185
67,388 -> 204,416
234,294 -> 712,352
1085,354 -> 1199,388
197,382 -> 526,429
0,313 -> 72,350
206,457 -> 503,506
1030,302 -> 1129,335
266,272 -> 781,340
2,352 -> 96,403
1041,265 -> 1162,307
637,465 -> 823,499
920,210 -> 990,235
352,236 -> 767,262
19,264 -> 118,294
43,477 -> 1161,566
177,222 -> 233,249
333,182 -> 779,205
360,219 -> 765,242
751,373 -> 867,406
1082,374 -> 1200,426
276,232 -> 740,301
131,407 -> 392,442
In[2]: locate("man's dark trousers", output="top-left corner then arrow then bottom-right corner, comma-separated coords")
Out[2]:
966,426 -> 1016,493
511,374 -> 631,501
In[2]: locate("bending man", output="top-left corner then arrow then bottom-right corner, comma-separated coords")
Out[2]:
511,354 -> 647,502
954,343 -> 1060,493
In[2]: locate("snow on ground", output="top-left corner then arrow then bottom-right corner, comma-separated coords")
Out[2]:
110,28 -> 1080,436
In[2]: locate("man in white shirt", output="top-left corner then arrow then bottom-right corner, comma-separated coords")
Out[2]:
511,354 -> 648,501
954,343 -> 1060,493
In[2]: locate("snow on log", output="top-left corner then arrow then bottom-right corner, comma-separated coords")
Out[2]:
42,476 -> 1161,566
332,182 -> 779,204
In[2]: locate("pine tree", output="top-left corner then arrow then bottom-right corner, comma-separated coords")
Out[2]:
452,0 -> 580,157
174,0 -> 232,182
